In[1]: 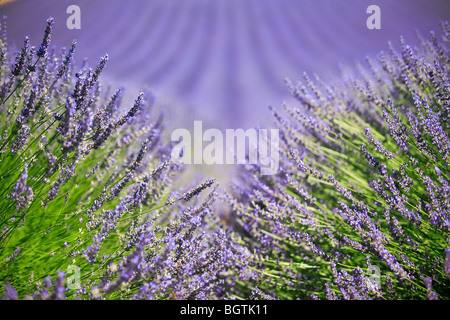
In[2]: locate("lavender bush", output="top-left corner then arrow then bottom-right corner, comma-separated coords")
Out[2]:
0,17 -> 254,300
228,22 -> 450,299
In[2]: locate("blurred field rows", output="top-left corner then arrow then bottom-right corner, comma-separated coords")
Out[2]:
1,0 -> 449,130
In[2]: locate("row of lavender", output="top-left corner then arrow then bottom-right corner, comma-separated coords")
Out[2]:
0,17 -> 449,299
229,22 -> 450,299
0,17 -> 254,300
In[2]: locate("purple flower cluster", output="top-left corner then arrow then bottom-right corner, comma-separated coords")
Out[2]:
36,18 -> 53,58
228,22 -> 450,299
78,185 -> 256,300
9,165 -> 33,212
0,17 -> 256,300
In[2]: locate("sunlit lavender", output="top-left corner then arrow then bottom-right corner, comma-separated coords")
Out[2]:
228,21 -> 450,299
0,17 -> 254,300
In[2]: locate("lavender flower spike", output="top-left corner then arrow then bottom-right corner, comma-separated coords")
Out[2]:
37,17 -> 54,57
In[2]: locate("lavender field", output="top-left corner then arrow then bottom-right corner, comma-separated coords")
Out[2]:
0,0 -> 449,301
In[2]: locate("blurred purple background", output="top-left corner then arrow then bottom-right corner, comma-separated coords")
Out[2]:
1,0 -> 449,130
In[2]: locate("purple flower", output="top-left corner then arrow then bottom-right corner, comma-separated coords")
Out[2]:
36,17 -> 54,57
2,281 -> 18,300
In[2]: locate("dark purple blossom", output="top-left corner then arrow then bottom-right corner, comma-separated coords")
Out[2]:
36,17 -> 54,58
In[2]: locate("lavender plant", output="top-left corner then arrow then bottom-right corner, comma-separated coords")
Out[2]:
228,22 -> 450,299
0,17 -> 253,300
